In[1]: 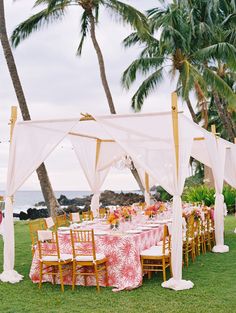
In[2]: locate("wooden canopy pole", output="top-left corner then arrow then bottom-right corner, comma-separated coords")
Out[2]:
9,106 -> 17,203
9,106 -> 17,142
234,138 -> 236,144
145,172 -> 150,193
95,139 -> 101,168
171,92 -> 179,177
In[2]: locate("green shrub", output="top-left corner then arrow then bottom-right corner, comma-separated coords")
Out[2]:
223,185 -> 236,214
183,185 -> 215,206
183,185 -> 236,214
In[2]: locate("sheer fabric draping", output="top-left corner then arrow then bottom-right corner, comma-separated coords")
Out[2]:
0,120 -> 78,283
224,140 -> 236,189
136,168 -> 156,206
70,136 -> 116,216
95,113 -> 195,290
204,134 -> 229,253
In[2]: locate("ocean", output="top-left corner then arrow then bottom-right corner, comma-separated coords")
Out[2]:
2,190 -> 91,214
2,190 -> 141,213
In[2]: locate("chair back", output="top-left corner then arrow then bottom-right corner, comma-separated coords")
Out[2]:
98,208 -> 109,219
44,217 -> 55,230
186,212 -> 195,242
70,229 -> 96,260
82,211 -> 94,221
70,212 -> 81,223
56,213 -> 68,227
29,219 -> 46,248
162,224 -> 171,256
37,230 -> 60,260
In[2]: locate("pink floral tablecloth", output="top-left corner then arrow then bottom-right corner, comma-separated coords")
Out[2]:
30,226 -> 163,291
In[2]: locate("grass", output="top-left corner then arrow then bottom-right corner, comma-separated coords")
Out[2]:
0,217 -> 236,313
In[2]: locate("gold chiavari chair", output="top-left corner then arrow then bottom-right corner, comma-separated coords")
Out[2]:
44,216 -> 56,231
82,210 -> 94,221
69,212 -> 81,223
183,212 -> 196,267
70,229 -> 108,292
55,213 -> 69,228
195,216 -> 206,256
140,224 -> 171,282
29,219 -> 46,256
37,230 -> 72,292
98,208 -> 109,219
205,211 -> 215,251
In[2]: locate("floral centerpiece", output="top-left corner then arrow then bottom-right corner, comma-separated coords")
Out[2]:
145,202 -> 167,219
108,210 -> 120,229
121,206 -> 136,222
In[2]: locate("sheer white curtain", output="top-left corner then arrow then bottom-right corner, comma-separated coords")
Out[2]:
70,136 -> 114,216
205,134 -> 229,253
0,120 -> 78,283
224,141 -> 236,189
95,113 -> 195,290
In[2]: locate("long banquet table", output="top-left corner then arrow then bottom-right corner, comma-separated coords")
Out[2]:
30,222 -> 163,292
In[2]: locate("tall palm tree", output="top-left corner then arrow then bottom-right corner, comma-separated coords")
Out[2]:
11,0 -> 150,192
122,0 -> 236,133
0,0 -> 59,216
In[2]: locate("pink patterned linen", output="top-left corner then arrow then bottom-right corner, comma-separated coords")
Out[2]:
30,226 -> 162,292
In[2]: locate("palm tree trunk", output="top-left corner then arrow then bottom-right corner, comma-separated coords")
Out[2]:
88,11 -> 144,192
88,12 -> 116,114
186,98 -> 198,123
0,0 -> 58,216
213,91 -> 235,142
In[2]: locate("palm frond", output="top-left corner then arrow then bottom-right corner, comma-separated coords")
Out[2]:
104,0 -> 150,37
203,67 -> 236,106
122,57 -> 164,89
194,43 -> 236,70
131,68 -> 164,111
76,10 -> 90,56
11,4 -> 67,47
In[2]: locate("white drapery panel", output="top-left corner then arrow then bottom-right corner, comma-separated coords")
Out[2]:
136,167 -> 156,206
70,136 -> 111,216
224,141 -> 236,189
95,113 -> 195,290
205,134 -> 229,253
1,120 -> 77,283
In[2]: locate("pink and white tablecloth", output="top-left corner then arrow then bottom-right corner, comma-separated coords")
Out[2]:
30,226 -> 163,291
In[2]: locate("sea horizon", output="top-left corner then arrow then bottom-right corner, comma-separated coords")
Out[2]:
0,189 -> 141,213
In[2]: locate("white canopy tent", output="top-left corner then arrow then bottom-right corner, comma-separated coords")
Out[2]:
1,94 -> 236,290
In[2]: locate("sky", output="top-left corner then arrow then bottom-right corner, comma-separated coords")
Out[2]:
0,0 -> 190,191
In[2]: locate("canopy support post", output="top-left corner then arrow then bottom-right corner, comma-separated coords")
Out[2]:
162,92 -> 194,291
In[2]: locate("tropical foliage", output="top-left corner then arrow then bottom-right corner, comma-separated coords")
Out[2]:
183,185 -> 236,213
122,0 -> 236,140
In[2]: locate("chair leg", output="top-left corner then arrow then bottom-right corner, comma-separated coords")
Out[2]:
170,259 -> 173,277
58,263 -> 64,292
72,261 -> 76,291
52,266 -> 56,285
94,264 -> 100,292
105,262 -> 108,287
162,258 -> 166,282
39,262 -> 43,289
148,271 -> 152,280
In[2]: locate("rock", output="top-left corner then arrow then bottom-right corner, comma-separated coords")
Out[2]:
27,208 -> 49,220
19,211 -> 29,220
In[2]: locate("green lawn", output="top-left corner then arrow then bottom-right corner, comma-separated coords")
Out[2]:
0,217 -> 236,313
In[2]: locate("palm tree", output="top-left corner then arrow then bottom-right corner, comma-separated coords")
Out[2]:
11,0 -> 150,192
185,0 -> 236,141
0,0 -> 59,216
122,1 -> 236,132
